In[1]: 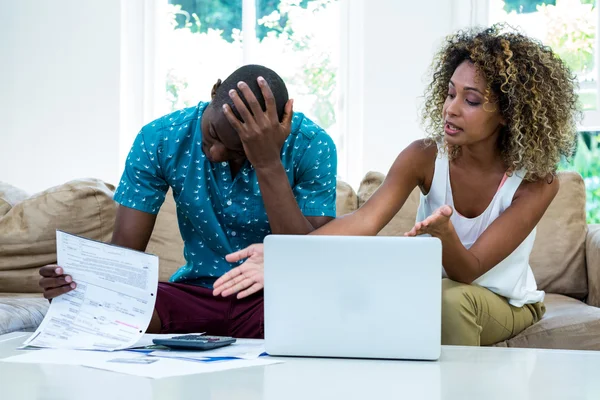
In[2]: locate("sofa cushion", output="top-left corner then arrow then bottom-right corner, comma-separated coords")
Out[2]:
357,171 -> 421,236
529,172 -> 588,299
493,294 -> 600,350
0,182 -> 29,217
0,179 -> 116,293
0,297 -> 49,335
336,180 -> 358,217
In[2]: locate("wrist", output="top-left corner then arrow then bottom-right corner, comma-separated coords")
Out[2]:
253,160 -> 284,173
435,222 -> 456,241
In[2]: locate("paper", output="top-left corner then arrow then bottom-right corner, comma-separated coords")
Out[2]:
2,349 -> 134,366
85,355 -> 279,379
149,339 -> 266,360
23,231 -> 159,351
2,349 -> 281,379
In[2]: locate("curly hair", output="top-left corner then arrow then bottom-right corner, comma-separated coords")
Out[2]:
421,24 -> 581,181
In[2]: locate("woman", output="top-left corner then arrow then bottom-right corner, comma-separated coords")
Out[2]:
213,25 -> 580,346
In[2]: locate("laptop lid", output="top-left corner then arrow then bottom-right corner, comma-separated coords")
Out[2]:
264,235 -> 442,360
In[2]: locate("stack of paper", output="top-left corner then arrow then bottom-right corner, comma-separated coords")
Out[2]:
2,349 -> 278,379
148,339 -> 266,361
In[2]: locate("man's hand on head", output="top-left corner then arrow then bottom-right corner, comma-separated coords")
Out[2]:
222,77 -> 293,169
213,244 -> 265,299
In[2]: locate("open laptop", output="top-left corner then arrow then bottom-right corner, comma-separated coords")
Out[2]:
263,235 -> 442,361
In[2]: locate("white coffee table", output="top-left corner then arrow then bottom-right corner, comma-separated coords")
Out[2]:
0,331 -> 598,399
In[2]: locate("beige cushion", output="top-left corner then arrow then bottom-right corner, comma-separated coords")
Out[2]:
529,172 -> 588,299
336,180 -> 358,217
0,182 -> 29,217
0,179 -> 116,293
0,297 -> 49,335
357,171 -> 421,236
494,294 -> 600,350
146,191 -> 186,282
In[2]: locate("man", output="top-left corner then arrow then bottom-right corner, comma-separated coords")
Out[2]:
39,64 -> 337,338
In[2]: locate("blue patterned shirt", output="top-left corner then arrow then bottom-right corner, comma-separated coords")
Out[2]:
114,102 -> 337,287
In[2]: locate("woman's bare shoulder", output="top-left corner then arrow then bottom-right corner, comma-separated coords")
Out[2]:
398,139 -> 438,192
514,173 -> 560,202
398,139 -> 437,165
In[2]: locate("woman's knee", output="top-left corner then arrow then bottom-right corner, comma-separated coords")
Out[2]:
441,279 -> 473,316
441,279 -> 481,345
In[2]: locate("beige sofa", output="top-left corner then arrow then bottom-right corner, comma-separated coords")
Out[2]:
0,171 -> 598,349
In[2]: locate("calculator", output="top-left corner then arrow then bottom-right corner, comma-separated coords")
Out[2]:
152,335 -> 237,350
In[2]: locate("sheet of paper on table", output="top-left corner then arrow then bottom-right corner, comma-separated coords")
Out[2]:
1,349 -> 280,379
22,231 -> 159,351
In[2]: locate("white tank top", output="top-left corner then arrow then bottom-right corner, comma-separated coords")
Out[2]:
416,147 -> 544,307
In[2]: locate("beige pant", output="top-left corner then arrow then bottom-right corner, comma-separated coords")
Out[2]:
442,278 -> 546,346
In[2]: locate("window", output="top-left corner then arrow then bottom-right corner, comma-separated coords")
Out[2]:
560,131 -> 600,223
488,1 -> 600,222
489,0 -> 600,128
157,0 -> 345,176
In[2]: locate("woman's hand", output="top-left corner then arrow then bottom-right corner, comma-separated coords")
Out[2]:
213,244 -> 265,299
404,205 -> 454,238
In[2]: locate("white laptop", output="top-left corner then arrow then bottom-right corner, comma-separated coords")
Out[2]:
263,235 -> 442,361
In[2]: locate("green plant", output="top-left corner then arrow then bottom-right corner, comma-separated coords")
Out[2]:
168,0 -> 313,42
503,0 -> 594,14
560,132 -> 600,223
503,0 -> 555,13
538,1 -> 596,75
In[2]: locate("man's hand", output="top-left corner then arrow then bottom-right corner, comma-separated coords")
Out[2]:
404,205 -> 454,238
39,265 -> 77,300
213,244 -> 265,299
222,77 -> 293,169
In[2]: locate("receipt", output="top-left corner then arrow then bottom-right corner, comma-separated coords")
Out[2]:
23,231 -> 159,351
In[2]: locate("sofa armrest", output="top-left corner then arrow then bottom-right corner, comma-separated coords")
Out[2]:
586,224 -> 600,307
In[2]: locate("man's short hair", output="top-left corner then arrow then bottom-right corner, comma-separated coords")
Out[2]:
212,64 -> 289,122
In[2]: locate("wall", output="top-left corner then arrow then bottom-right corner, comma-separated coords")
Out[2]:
0,0 -> 121,193
342,0 -> 455,187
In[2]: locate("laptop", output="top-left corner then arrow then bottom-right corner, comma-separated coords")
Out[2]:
263,235 -> 442,360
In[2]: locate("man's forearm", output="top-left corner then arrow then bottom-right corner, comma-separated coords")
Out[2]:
255,162 -> 315,234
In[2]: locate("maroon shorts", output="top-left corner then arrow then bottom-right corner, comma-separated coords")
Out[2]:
154,282 -> 264,338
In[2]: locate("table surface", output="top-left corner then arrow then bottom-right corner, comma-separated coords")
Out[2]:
0,332 -> 598,400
